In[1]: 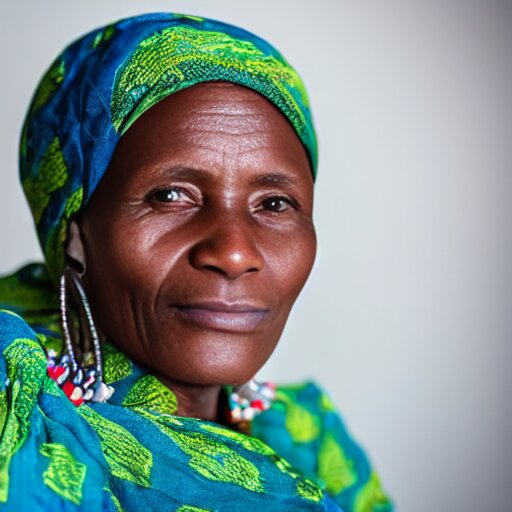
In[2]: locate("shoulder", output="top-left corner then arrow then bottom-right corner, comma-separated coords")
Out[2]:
0,308 -> 40,341
0,263 -> 57,317
0,309 -> 48,386
0,263 -> 57,388
270,380 -> 334,444
0,308 -> 43,355
0,263 -> 61,368
254,380 -> 394,512
253,379 -> 346,461
273,380 -> 350,434
275,380 -> 333,411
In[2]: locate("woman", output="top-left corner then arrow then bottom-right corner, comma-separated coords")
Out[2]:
0,13 -> 392,512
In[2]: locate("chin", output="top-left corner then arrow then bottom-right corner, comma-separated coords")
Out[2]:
150,336 -> 276,387
155,362 -> 264,388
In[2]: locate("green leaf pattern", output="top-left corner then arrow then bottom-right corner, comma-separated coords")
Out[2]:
139,411 -> 264,493
110,26 -> 308,138
318,432 -> 357,496
0,337 -> 46,501
277,391 -> 321,443
40,442 -> 87,505
78,405 -> 152,488
122,374 -> 177,415
22,137 -> 68,225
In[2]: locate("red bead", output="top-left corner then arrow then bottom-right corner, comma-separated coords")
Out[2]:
251,399 -> 264,411
70,395 -> 84,407
61,380 -> 74,397
47,366 -> 65,380
61,381 -> 83,406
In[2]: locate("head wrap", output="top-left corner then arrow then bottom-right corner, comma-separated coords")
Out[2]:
20,12 -> 317,282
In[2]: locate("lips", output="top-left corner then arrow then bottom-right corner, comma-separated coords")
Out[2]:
172,301 -> 268,332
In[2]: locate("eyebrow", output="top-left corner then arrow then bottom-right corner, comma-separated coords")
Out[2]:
249,172 -> 300,188
158,165 -> 211,182
156,166 -> 301,188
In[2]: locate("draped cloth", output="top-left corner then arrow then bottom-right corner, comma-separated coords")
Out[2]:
3,12 -> 393,512
0,265 -> 392,511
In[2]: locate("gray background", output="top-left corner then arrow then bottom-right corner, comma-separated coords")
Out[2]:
1,1 -> 511,510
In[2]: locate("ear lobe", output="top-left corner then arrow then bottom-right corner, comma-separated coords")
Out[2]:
66,221 -> 86,275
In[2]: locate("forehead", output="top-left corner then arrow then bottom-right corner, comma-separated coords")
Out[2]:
108,82 -> 313,183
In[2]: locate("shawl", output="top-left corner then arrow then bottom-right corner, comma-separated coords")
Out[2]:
0,264 -> 392,511
1,12 -> 393,512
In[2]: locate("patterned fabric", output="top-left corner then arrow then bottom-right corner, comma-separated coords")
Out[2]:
20,12 -> 318,283
7,12 -> 392,511
0,264 -> 393,511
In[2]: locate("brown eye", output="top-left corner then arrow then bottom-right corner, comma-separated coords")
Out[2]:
152,188 -> 182,202
261,197 -> 294,212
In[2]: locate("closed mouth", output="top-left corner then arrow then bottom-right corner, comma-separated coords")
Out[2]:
172,301 -> 268,332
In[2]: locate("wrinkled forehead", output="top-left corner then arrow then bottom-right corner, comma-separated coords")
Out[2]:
20,12 -> 317,283
94,82 -> 314,196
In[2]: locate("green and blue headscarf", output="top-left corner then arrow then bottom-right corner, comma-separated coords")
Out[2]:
1,15 -> 394,511
19,12 -> 318,283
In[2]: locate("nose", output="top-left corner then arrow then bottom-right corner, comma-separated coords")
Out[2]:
189,213 -> 264,279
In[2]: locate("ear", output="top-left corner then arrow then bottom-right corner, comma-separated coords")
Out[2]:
66,221 -> 86,275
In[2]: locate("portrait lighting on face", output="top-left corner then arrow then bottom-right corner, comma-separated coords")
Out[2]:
77,82 -> 316,416
0,11 -> 393,512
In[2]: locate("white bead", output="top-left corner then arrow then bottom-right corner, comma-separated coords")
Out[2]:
242,408 -> 255,421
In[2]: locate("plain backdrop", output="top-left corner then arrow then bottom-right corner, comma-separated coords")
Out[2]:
1,1 -> 511,510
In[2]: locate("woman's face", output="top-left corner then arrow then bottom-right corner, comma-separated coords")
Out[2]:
79,82 -> 316,387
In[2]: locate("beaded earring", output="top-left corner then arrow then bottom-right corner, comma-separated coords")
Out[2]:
46,268 -> 114,406
227,379 -> 275,423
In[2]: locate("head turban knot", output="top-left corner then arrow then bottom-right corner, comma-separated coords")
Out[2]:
20,12 -> 318,283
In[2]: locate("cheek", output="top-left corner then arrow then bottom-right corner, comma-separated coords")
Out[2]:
89,217 -> 173,287
81,220 -> 165,334
267,226 -> 317,306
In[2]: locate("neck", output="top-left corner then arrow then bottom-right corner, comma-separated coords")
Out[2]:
157,375 -> 222,422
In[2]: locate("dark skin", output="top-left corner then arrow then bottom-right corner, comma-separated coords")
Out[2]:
76,82 -> 316,421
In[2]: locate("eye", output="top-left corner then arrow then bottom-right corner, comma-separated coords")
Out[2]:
145,186 -> 201,211
151,188 -> 182,203
261,196 -> 295,212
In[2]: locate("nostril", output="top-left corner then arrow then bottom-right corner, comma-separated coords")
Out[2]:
202,264 -> 226,276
